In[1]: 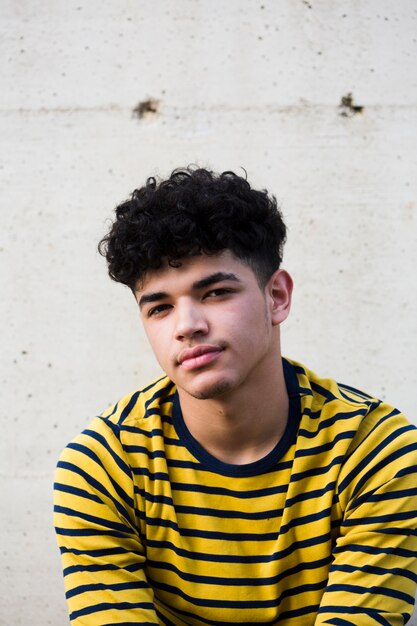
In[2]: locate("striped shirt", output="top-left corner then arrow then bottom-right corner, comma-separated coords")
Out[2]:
54,358 -> 417,625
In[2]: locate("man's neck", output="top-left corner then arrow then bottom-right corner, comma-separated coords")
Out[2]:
177,359 -> 289,465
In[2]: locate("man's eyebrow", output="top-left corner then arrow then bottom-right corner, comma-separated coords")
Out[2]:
138,273 -> 240,309
192,272 -> 240,290
138,291 -> 169,310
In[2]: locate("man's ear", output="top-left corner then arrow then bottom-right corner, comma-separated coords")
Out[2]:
267,269 -> 293,326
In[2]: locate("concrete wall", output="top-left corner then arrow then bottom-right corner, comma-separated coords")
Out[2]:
1,1 -> 416,623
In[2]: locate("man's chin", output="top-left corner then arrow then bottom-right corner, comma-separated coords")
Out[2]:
185,379 -> 233,400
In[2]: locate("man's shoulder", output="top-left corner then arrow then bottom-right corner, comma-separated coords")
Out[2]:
286,357 -> 417,444
56,374 -> 176,472
99,373 -> 176,428
288,357 -> 385,408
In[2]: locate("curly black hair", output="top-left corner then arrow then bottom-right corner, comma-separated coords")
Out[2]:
98,167 -> 287,289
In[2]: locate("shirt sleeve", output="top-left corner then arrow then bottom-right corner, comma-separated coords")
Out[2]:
53,416 -> 160,625
315,407 -> 417,625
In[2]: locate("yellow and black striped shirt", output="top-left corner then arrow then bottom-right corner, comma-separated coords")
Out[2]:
54,358 -> 417,625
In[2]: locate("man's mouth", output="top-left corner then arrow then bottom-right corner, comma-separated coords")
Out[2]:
177,345 -> 223,370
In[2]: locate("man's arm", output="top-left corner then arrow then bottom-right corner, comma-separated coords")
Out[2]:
315,409 -> 417,625
54,417 -> 159,625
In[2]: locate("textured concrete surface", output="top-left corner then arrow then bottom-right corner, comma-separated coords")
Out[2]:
1,1 -> 416,623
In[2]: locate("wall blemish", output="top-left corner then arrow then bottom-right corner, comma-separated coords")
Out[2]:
339,93 -> 364,117
132,99 -> 160,119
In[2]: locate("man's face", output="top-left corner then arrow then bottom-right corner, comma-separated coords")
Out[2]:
135,251 -> 288,401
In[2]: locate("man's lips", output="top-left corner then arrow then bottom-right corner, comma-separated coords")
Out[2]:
177,345 -> 223,370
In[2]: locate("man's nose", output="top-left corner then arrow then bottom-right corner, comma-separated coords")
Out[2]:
174,301 -> 209,340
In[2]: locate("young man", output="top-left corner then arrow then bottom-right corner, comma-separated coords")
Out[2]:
54,168 -> 417,625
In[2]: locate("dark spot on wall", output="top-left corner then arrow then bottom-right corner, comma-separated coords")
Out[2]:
133,99 -> 160,119
303,0 -> 312,8
339,93 -> 364,117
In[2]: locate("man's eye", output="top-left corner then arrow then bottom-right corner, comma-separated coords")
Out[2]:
148,304 -> 171,317
205,288 -> 231,298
